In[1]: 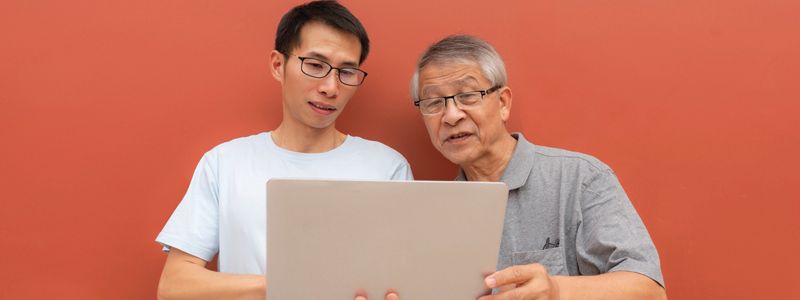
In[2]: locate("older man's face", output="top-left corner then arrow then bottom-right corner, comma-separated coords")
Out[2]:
417,63 -> 511,166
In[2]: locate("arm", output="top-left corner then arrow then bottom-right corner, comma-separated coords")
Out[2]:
554,271 -> 665,300
479,263 -> 665,300
157,248 -> 266,300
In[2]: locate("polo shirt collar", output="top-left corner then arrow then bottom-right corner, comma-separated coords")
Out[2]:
455,132 -> 536,190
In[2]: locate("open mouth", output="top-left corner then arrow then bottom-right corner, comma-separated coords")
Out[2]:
308,101 -> 336,111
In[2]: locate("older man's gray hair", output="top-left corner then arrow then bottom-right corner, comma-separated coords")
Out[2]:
410,35 -> 508,103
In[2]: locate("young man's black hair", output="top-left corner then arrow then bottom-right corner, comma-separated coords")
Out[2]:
275,0 -> 370,64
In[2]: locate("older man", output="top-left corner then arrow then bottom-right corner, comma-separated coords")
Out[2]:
410,35 -> 666,299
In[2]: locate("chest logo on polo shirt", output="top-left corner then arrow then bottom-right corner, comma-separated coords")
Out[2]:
542,237 -> 560,250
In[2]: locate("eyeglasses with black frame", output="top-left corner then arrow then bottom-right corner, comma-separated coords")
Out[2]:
414,85 -> 502,115
294,56 -> 368,86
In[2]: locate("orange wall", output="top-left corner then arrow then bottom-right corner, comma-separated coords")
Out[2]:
1,0 -> 798,299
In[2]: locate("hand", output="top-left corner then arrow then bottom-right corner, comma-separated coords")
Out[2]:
478,263 -> 560,300
354,289 -> 398,300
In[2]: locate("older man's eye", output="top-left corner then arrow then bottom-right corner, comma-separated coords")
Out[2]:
457,92 -> 481,105
422,99 -> 444,109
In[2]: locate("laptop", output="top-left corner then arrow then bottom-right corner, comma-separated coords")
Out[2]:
266,179 -> 508,299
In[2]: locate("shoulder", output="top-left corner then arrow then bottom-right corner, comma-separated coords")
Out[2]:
206,132 -> 268,156
520,138 -> 616,190
195,132 -> 269,167
345,136 -> 408,161
532,144 -> 611,173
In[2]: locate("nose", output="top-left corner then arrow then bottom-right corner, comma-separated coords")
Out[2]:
441,97 -> 466,126
317,70 -> 340,98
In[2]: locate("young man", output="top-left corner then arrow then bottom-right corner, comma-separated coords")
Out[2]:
410,35 -> 665,299
156,2 -> 411,299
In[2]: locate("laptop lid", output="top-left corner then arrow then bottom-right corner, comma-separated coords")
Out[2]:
266,179 -> 508,299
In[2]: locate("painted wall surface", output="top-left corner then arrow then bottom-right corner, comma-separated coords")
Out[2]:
1,0 -> 798,299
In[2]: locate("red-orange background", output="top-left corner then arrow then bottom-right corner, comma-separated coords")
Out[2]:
1,0 -> 798,299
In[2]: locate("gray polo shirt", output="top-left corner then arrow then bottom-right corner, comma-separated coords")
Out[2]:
456,133 -> 664,286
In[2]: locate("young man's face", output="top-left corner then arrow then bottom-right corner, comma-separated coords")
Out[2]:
270,21 -> 362,131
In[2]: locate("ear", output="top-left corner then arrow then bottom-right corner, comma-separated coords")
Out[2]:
269,50 -> 286,83
497,86 -> 513,122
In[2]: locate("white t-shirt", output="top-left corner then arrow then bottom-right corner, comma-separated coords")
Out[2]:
156,132 -> 413,274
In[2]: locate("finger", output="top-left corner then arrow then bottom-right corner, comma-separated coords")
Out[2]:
485,264 -> 547,288
476,271 -> 497,298
475,284 -> 515,300
493,275 -> 553,300
498,284 -> 516,293
385,288 -> 398,300
490,287 -> 530,300
354,288 -> 367,300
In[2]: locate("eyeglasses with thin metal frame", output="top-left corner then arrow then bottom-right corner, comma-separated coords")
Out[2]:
294,56 -> 368,86
414,85 -> 502,115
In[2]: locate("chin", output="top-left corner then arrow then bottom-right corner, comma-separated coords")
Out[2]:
441,151 -> 471,166
305,117 -> 337,129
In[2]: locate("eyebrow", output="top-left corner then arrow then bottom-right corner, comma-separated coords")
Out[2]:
304,51 -> 359,68
420,76 -> 480,97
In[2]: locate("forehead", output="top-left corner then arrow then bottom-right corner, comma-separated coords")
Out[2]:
295,21 -> 361,66
418,63 -> 489,95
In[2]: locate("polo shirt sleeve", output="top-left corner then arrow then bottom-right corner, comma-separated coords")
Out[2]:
155,150 -> 220,262
575,169 -> 665,287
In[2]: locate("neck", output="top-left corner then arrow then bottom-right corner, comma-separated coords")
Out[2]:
462,133 -> 517,182
271,122 -> 344,153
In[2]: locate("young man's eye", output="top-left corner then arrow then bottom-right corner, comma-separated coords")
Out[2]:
306,62 -> 325,70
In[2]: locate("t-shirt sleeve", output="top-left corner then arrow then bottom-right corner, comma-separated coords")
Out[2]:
390,158 -> 414,180
575,169 -> 665,287
155,151 -> 220,262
